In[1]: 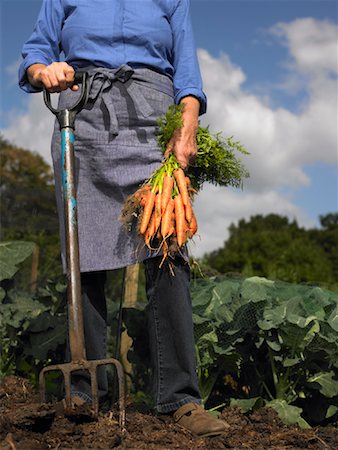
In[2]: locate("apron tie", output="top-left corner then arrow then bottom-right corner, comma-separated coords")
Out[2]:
87,64 -> 154,136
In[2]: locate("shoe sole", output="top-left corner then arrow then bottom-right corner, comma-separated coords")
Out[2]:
175,423 -> 229,438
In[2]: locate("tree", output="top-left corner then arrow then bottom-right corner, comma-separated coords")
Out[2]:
319,213 -> 338,230
204,214 -> 335,286
309,213 -> 338,283
0,136 -> 62,284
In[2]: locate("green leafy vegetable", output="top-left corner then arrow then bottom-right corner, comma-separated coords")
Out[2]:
156,104 -> 250,190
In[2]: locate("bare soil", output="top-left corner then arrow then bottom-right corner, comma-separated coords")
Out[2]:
1,376 -> 337,450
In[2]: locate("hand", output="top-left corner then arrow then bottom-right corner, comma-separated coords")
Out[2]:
164,127 -> 197,169
164,96 -> 200,169
27,62 -> 79,93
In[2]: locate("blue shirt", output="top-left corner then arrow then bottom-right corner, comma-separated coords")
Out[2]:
18,0 -> 206,114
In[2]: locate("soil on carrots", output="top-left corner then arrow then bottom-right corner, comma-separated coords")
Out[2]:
1,376 -> 337,450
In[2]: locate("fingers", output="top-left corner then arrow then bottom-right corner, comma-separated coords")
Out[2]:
164,128 -> 179,160
164,140 -> 174,160
39,62 -> 75,93
176,148 -> 196,170
165,132 -> 197,169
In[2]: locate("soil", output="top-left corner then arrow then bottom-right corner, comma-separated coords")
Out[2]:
1,376 -> 337,450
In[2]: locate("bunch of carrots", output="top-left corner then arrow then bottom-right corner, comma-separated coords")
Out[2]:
121,104 -> 249,265
121,153 -> 197,263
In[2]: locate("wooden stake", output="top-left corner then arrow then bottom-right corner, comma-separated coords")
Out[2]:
123,263 -> 140,307
120,264 -> 140,391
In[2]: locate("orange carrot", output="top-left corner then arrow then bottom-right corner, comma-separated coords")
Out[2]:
168,214 -> 175,237
141,184 -> 152,192
161,198 -> 174,237
159,240 -> 169,268
174,194 -> 188,247
161,174 -> 174,215
174,168 -> 189,207
184,197 -> 193,223
133,191 -> 141,201
154,192 -> 162,231
135,184 -> 151,205
145,212 -> 156,247
188,186 -> 198,195
137,184 -> 151,197
139,190 -> 156,235
188,212 -> 198,238
139,196 -> 147,207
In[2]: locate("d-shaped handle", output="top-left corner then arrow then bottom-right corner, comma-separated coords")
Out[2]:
43,71 -> 89,130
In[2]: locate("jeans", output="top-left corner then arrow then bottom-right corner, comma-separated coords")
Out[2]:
69,256 -> 202,413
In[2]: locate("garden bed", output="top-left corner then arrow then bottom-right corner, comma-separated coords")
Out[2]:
1,376 -> 337,449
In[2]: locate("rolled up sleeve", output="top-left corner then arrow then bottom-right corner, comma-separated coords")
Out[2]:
18,0 -> 64,93
171,0 -> 207,115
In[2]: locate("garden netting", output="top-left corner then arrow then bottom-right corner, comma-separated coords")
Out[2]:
124,273 -> 338,427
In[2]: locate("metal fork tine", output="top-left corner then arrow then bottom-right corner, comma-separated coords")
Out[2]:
39,360 -> 126,429
89,365 -> 99,414
64,369 -> 72,409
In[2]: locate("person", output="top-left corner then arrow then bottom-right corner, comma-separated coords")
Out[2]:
19,0 -> 229,437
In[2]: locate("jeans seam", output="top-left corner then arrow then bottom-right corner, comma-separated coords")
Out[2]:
151,290 -> 164,407
146,260 -> 165,408
145,257 -> 201,412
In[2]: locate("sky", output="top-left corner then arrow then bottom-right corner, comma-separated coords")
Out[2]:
0,0 -> 337,258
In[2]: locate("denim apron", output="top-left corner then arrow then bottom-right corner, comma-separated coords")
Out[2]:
51,65 -> 174,272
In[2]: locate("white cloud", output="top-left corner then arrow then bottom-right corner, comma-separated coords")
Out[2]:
1,17 -> 337,257
191,17 -> 337,256
198,37 -> 337,193
2,93 -> 55,164
270,18 -> 338,76
189,183 -> 311,258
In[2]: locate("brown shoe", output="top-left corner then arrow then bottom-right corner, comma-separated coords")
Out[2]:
173,403 -> 229,437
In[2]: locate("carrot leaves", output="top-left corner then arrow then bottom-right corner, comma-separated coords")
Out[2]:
156,104 -> 250,191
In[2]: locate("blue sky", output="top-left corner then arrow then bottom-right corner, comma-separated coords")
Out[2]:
192,0 -> 337,108
1,0 -> 337,256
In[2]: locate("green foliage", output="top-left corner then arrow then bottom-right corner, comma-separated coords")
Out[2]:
0,136 -> 62,284
0,281 -> 67,387
266,400 -> 310,429
309,213 -> 338,283
0,241 -> 36,299
193,128 -> 249,190
319,213 -> 338,230
0,240 -> 67,385
205,213 -> 337,287
1,239 -> 337,428
0,240 -> 133,392
190,275 -> 338,427
156,104 -> 249,190
156,103 -> 184,151
123,274 -> 338,427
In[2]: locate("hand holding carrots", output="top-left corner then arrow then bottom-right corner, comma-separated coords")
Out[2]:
164,127 -> 197,169
121,101 -> 249,268
164,96 -> 199,169
120,156 -> 198,264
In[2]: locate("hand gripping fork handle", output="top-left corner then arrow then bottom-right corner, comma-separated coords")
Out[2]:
39,73 -> 126,429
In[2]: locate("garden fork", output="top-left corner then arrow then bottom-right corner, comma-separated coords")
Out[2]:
38,72 -> 125,429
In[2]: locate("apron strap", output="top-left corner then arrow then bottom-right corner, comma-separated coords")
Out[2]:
86,64 -> 155,136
